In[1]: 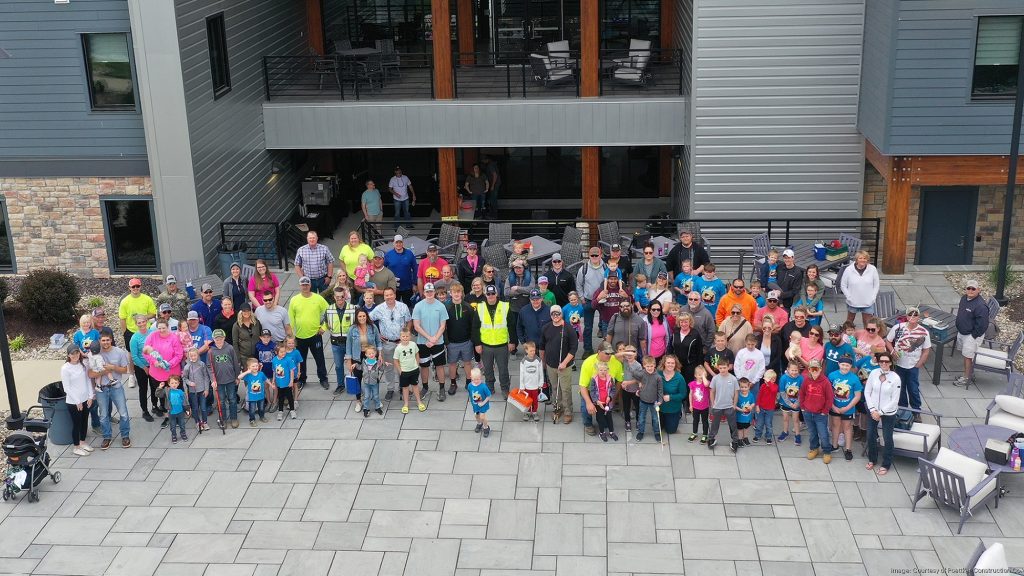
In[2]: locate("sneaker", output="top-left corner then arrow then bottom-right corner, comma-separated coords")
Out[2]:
364,409 -> 370,418
766,437 -> 773,445
375,408 -> 383,416
422,383 -> 429,393
417,403 -> 426,412
122,438 -> 132,448
320,381 -> 329,390
688,433 -> 697,442
636,432 -> 645,442
838,432 -> 846,445
844,449 -> 853,461
823,453 -> 832,464
743,438 -> 751,446
600,432 -> 608,442
142,412 -> 154,422
448,384 -> 457,396
401,406 -> 409,414
475,422 -> 483,433
231,420 -> 239,428
127,378 -> 136,388
385,390 -> 395,401
181,433 -> 188,441
438,389 -> 446,402
700,435 -> 708,444
290,410 -> 297,419
730,442 -> 739,453
333,388 -> 344,396
654,433 -> 662,443
523,413 -> 531,422
260,417 -> 269,423
777,432 -> 788,443
624,421 -> 632,431
952,376 -> 969,387
82,444 -> 95,452
752,436 -> 760,444
101,439 -> 112,450
708,437 -> 717,449
171,437 -> 178,444
807,449 -> 819,460
73,447 -> 90,456
354,401 -> 362,412
267,403 -> 277,414
482,426 -> 491,438
609,432 -> 619,441
250,420 -> 257,427
277,413 -> 283,421
161,418 -> 169,430
584,426 -> 597,436
794,434 -> 802,446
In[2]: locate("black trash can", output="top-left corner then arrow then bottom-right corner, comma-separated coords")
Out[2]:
38,381 -> 73,446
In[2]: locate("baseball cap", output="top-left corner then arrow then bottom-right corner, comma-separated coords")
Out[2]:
187,311 -> 200,320
374,250 -> 385,259
485,285 -> 497,296
551,253 -> 562,261
838,355 -> 854,366
588,247 -> 601,257
423,282 -> 435,292
261,329 -> 272,336
467,241 -> 478,249
767,290 -> 781,301
427,244 -> 438,251
597,341 -> 614,354
966,279 -> 980,289
165,275 -> 177,284
158,303 -> 172,313
808,359 -> 822,369
657,271 -> 668,279
512,260 -> 525,268
92,307 -> 106,317
299,276 -> 311,285
201,283 -> 213,292
230,262 -> 241,270
212,329 -> 226,338
394,234 -> 404,242
529,289 -> 541,299
610,243 -> 621,251
538,276 -> 549,284
679,229 -> 693,237
239,302 -> 252,312
782,249 -> 795,258
827,326 -> 841,335
906,306 -> 921,315
550,305 -> 563,315
128,278 -> 142,288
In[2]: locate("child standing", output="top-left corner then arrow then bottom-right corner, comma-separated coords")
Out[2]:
240,358 -> 268,426
284,336 -> 301,403
181,348 -> 211,432
635,356 -> 664,443
734,334 -> 766,387
361,347 -> 384,417
519,341 -> 544,422
272,344 -> 297,420
588,362 -> 619,442
256,329 -> 276,380
828,355 -> 862,461
619,346 -> 642,431
164,375 -> 188,443
468,368 -> 492,437
708,361 -> 740,452
563,292 -> 584,340
704,332 -> 736,376
688,365 -> 711,443
394,329 -> 425,414
777,361 -> 803,445
672,260 -> 696,305
753,369 -> 779,444
693,263 -> 727,318
735,378 -> 756,445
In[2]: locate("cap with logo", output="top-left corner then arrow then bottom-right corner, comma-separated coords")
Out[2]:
394,234 -> 404,242
966,279 -> 980,289
158,303 -> 172,313
782,249 -> 795,258
838,355 -> 854,366
212,329 -> 226,338
201,283 -> 213,292
427,244 -> 438,251
485,285 -> 498,296
808,359 -> 822,369
261,329 -> 272,336
529,289 -> 541,299
906,306 -> 921,315
92,308 -> 106,317
423,283 -> 435,292
187,311 -> 200,320
374,250 -> 385,258
597,341 -> 614,354
299,276 -> 311,285
468,241 -> 478,249
827,326 -> 841,335
610,243 -> 621,251
538,276 -> 549,284
767,290 -> 781,300
165,275 -> 177,284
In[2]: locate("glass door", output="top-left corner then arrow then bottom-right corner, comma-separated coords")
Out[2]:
490,0 -> 580,62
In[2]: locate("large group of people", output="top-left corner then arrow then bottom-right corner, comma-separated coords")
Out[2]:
58,224 -> 982,471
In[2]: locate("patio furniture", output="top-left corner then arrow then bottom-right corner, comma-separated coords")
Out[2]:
613,39 -> 652,66
429,223 -> 460,261
482,243 -> 508,278
973,329 -> 1022,383
874,290 -> 898,321
377,235 -> 430,258
676,222 -> 712,252
611,39 -> 652,87
745,232 -> 771,284
504,235 -> 561,274
983,295 -> 1002,344
544,226 -> 585,271
819,262 -> 846,312
912,447 -> 1001,534
546,40 -> 576,67
965,541 -> 1012,575
242,264 -> 256,282
483,223 -> 512,249
948,423 -> 1021,473
375,39 -> 401,81
333,39 -> 352,53
985,373 -> 1024,433
170,260 -> 201,285
528,54 -> 575,88
597,221 -> 633,256
838,232 -> 862,262
313,57 -> 339,91
865,406 -> 942,461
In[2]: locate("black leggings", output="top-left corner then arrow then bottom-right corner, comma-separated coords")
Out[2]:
69,403 -> 89,445
691,408 -> 709,435
277,387 -> 295,412
595,408 -> 615,432
620,390 -> 639,423
134,365 -> 162,414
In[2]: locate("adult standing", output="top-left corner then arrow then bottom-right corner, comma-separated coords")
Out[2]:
481,155 -> 501,219
643,302 -> 671,364
212,297 -> 237,345
666,229 -> 710,277
685,292 -> 716,350
776,249 -> 805,310
575,247 -> 608,356
456,242 -> 486,292
208,330 -> 240,427
445,284 -> 476,395
753,290 -> 789,332
543,253 -> 575,307
88,331 -> 132,449
418,244 -> 449,296
190,283 -> 221,328
412,282 -> 449,399
505,260 -> 536,348
541,305 -> 578,424
799,326 -> 827,369
157,275 -> 191,323
634,244 -> 668,290
716,279 -> 758,325
289,276 -> 330,389
223,263 -> 247,312
339,231 -> 375,287
370,287 -> 412,401
719,304 -> 753,354
384,235 -> 418,304
247,259 -> 281,309
324,287 -> 357,396
755,315 -> 785,376
361,180 -> 384,222
185,311 -> 214,364
953,279 -> 990,388
659,355 -> 687,434
864,352 -> 902,476
129,315 -> 160,422
464,164 -> 489,217
885,306 -> 931,413
118,277 -> 156,348
389,165 -> 416,227
800,359 -> 835,464
839,250 -> 880,327
473,285 -> 515,394
143,319 -> 184,429
577,342 -> 624,436
294,231 -> 335,294
517,290 -> 551,348
781,307 -> 812,345
255,294 -> 292,344
62,345 -> 95,456
345,309 -> 381,410
232,303 -> 261,367
363,249 -> 398,305
606,300 -> 647,352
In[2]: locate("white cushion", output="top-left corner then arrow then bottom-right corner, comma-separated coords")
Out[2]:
988,407 -> 1024,433
974,542 -> 1010,572
971,472 -> 999,507
995,394 -> 1024,418
975,348 -> 1010,370
933,447 -> 987,493
613,68 -> 643,82
820,272 -> 837,288
548,68 -> 573,80
886,422 -> 940,453
547,40 -> 570,55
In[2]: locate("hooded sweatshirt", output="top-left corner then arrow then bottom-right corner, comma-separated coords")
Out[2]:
687,301 -> 717,348
182,359 -> 211,394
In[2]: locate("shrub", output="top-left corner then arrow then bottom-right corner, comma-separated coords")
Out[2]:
86,296 -> 105,309
16,269 -> 79,324
989,262 -> 1020,288
0,277 -> 8,304
8,334 -> 25,352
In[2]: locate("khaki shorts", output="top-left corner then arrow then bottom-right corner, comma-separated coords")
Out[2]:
957,333 -> 980,359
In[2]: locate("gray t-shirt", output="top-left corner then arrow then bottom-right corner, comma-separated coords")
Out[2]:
710,373 -> 740,410
412,299 -> 449,345
99,346 -> 130,388
255,305 -> 291,342
209,343 -> 239,387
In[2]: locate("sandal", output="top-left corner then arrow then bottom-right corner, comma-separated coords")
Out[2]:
865,462 -> 875,471
877,467 -> 888,476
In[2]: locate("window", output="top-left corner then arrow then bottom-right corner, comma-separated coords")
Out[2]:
102,199 -> 159,274
206,13 -> 231,98
973,16 -> 1022,99
82,33 -> 136,110
0,201 -> 15,273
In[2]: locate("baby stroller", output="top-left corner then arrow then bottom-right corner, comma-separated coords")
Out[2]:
3,406 -> 61,503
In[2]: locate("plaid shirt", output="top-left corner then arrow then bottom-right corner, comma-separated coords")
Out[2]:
294,243 -> 334,279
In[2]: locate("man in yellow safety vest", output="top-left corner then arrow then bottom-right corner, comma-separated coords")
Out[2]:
473,285 -> 515,394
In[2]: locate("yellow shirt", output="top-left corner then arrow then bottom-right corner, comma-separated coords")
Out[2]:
339,244 -> 375,279
118,294 -> 157,333
288,293 -> 329,339
578,354 -> 624,389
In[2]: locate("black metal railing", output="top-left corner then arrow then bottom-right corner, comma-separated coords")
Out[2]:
219,222 -> 288,270
264,53 -> 434,101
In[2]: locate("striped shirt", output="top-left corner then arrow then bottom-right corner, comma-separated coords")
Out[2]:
294,244 -> 334,280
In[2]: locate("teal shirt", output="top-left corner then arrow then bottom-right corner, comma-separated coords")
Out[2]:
361,188 -> 383,216
660,371 -> 687,414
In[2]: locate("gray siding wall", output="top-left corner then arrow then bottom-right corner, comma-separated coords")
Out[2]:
175,0 -> 306,269
858,0 -> 896,151
0,0 -> 147,168
886,0 -> 1024,155
263,97 -> 690,149
690,0 -> 866,218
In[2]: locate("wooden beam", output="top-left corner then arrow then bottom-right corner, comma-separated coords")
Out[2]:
457,0 -> 475,65
438,148 -> 458,217
658,146 -> 671,197
306,0 -> 325,55
431,0 -> 454,99
582,146 -> 600,224
908,155 -> 1024,186
864,140 -> 891,180
580,0 -> 599,97
660,0 -> 676,51
881,156 -> 912,275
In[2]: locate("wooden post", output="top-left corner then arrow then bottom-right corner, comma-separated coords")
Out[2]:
580,0 -> 599,97
658,146 -> 672,197
881,156 -> 912,275
306,0 -> 325,55
582,146 -> 600,226
431,0 -> 454,99
660,0 -> 676,50
457,0 -> 475,65
438,148 -> 459,218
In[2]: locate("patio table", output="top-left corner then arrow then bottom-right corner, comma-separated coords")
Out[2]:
948,424 -> 1020,475
378,236 -> 430,258
505,236 -> 561,273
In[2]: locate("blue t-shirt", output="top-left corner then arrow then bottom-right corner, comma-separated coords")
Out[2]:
693,276 -> 727,317
824,342 -> 856,375
272,355 -> 295,389
562,303 -> 584,335
188,324 -> 214,363
167,388 -> 187,415
633,288 -> 650,309
778,373 -> 803,409
242,372 -> 267,402
73,329 -> 100,353
286,349 -> 303,372
856,356 -> 881,382
753,294 -> 766,307
766,263 -> 778,283
384,249 -> 418,292
736,389 -> 756,423
828,369 -> 862,412
361,188 -> 383,216
412,299 -> 450,345
256,340 -> 276,378
673,273 -> 698,304
468,381 -> 491,414
793,297 -> 824,326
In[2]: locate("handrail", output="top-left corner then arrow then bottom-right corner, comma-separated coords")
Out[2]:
219,222 -> 286,270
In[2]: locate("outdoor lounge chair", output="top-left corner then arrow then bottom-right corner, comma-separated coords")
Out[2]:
611,39 -> 652,87
985,373 -> 1024,433
863,406 -> 942,461
529,54 -> 575,88
965,541 -> 1012,575
912,447 -> 1001,534
973,330 -> 1024,385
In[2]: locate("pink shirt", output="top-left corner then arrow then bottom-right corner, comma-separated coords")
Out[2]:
143,331 -> 184,382
689,379 -> 711,411
754,305 -> 789,330
647,317 -> 669,358
799,338 -> 825,364
248,273 -> 280,300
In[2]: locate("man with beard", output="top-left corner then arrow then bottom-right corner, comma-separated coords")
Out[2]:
543,253 -> 575,307
666,229 -> 710,277
606,300 -> 647,354
541,305 -> 578,424
685,292 -> 716,352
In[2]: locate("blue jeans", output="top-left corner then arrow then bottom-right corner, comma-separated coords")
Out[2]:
169,412 -> 186,438
803,411 -> 831,453
754,409 -> 774,439
90,402 -> 102,428
331,342 -> 346,391
867,414 -> 897,468
96,386 -> 130,440
363,382 -> 381,410
218,383 -> 238,421
248,400 -> 265,421
894,365 -> 921,410
188,391 -> 208,425
637,402 -> 661,435
394,199 -> 411,226
309,277 -> 328,294
580,401 -> 594,427
582,300 -> 596,353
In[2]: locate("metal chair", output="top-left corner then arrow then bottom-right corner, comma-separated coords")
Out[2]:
528,54 -> 575,88
912,447 -> 1002,534
838,232 -> 863,260
430,223 -> 460,261
874,290 -> 898,321
746,232 -> 771,284
985,373 -> 1024,433
241,264 -> 256,283
597,222 -> 633,255
983,295 -> 1002,344
483,223 -> 512,249
171,261 -> 200,284
313,57 -> 339,91
542,226 -> 585,272
974,330 -> 1024,382
481,244 -> 508,279
820,262 -> 847,312
375,39 -> 401,81
333,39 -> 352,53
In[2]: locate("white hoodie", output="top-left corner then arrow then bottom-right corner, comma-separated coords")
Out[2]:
865,367 -> 901,416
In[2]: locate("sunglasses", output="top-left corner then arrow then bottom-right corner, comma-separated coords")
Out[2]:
879,360 -> 892,364
203,290 -> 213,294
263,298 -> 273,303
130,285 -> 141,289
731,311 -> 741,316
732,285 -> 744,289
966,287 -> 978,291
907,312 -> 920,317
866,327 -> 877,332
643,251 -> 653,255
650,308 -> 661,312
161,311 -> 171,314
687,298 -> 699,302
767,298 -> 778,302
589,254 -> 601,258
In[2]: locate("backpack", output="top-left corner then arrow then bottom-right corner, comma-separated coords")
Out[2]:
895,408 -> 914,431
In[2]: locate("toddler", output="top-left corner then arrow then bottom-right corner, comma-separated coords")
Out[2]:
272,344 -> 297,420
72,314 -> 100,354
86,340 -> 107,392
708,361 -> 740,452
753,369 -> 779,444
735,378 -> 756,445
634,356 -> 664,443
519,342 -> 544,421
785,331 -> 804,365
793,284 -> 824,326
394,329 -> 425,414
777,361 -> 803,445
240,358 -> 268,426
163,376 -> 189,443
602,260 -> 624,294
672,260 -> 697,305
563,292 -> 584,340
842,321 -> 859,352
468,368 -> 492,437
632,274 -> 651,314
588,361 -> 619,442
688,366 -> 712,443
361,347 -> 384,417
181,347 -> 211,432
353,254 -> 375,290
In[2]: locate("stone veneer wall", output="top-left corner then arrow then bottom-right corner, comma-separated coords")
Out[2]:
862,162 -> 1024,267
0,177 -> 153,278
